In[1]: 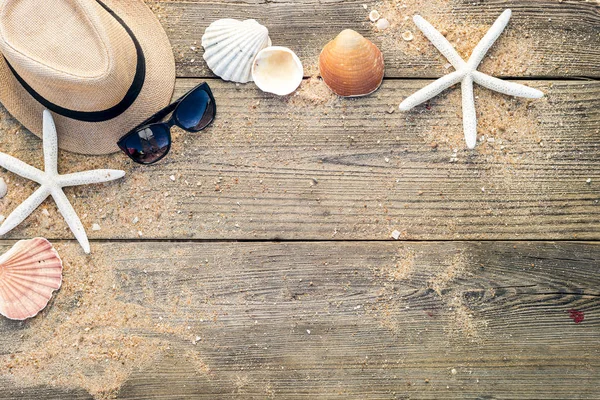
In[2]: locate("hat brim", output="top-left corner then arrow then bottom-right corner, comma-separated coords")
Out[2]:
0,0 -> 175,155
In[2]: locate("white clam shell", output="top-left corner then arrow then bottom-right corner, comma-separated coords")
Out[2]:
0,238 -> 63,320
251,46 -> 304,96
202,19 -> 272,83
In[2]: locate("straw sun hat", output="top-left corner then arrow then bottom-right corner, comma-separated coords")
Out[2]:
0,0 -> 175,154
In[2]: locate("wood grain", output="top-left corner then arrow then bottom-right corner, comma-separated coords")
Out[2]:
0,1 -> 598,399
1,79 -> 598,241
0,240 -> 598,399
152,0 -> 600,78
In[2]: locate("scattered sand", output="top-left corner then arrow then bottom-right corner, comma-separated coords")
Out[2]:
367,0 -> 542,76
384,248 -> 416,282
429,252 -> 467,296
447,294 -> 487,339
0,244 -> 210,399
0,101 -> 186,242
288,76 -> 338,107
428,252 -> 487,339
368,247 -> 416,334
368,0 -> 452,59
404,85 -> 544,154
368,249 -> 487,340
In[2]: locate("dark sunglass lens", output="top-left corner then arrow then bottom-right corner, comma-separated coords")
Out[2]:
175,87 -> 215,131
119,124 -> 170,164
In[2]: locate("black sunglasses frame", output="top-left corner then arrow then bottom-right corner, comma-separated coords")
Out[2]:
117,82 -> 216,164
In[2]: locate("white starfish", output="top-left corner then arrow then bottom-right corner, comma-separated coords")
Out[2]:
0,110 -> 125,253
399,9 -> 544,149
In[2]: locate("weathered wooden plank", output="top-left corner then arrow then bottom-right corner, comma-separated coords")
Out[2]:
1,79 -> 598,241
0,240 -> 598,398
0,383 -> 92,400
151,0 -> 600,78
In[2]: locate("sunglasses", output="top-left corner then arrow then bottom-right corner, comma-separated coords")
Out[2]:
117,82 -> 216,164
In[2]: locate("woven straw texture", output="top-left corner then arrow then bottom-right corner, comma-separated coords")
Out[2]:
0,0 -> 175,155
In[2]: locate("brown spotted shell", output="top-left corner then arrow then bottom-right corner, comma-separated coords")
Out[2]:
319,29 -> 384,97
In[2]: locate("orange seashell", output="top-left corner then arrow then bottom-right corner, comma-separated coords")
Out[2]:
0,238 -> 63,320
319,29 -> 385,97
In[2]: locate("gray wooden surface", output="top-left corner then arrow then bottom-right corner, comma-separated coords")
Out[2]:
0,0 -> 598,398
1,79 -> 598,241
0,241 -> 599,399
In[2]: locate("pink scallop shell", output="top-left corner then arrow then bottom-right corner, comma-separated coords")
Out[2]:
0,238 -> 63,320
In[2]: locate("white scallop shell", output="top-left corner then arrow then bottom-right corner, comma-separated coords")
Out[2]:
251,46 -> 304,96
202,19 -> 272,83
0,238 -> 63,320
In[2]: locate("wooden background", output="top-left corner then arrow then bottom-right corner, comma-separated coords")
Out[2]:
0,0 -> 599,398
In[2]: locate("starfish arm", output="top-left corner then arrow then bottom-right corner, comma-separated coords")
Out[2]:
58,169 -> 126,187
0,186 -> 51,236
467,9 -> 512,69
50,188 -> 90,254
472,71 -> 544,98
42,110 -> 58,175
0,152 -> 45,184
413,15 -> 466,70
399,70 -> 465,111
461,75 -> 478,149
